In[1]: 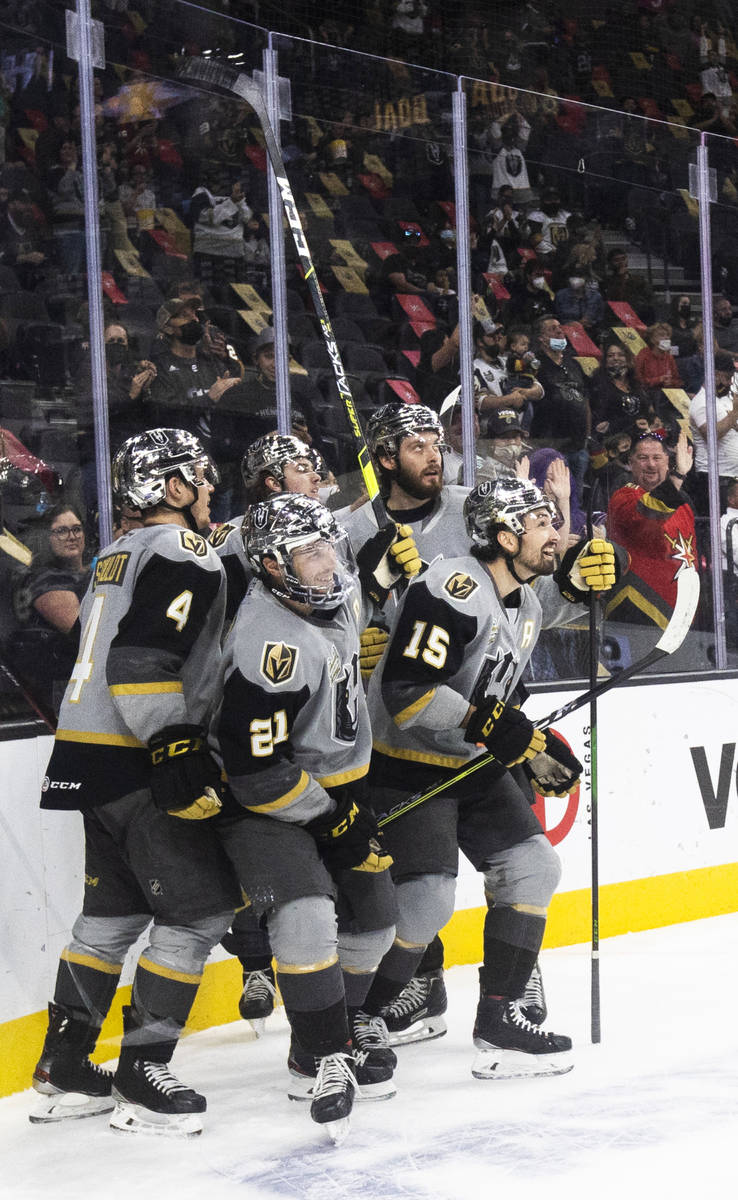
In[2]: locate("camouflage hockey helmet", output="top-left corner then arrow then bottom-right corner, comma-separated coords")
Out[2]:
243,493 -> 355,609
464,476 -> 555,546
366,402 -> 446,458
240,432 -> 315,489
111,428 -> 219,511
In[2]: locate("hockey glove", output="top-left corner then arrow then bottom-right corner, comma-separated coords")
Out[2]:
356,522 -> 422,605
555,537 -> 618,603
148,724 -> 223,820
307,794 -> 393,874
464,699 -> 546,767
525,730 -> 583,797
359,626 -> 389,680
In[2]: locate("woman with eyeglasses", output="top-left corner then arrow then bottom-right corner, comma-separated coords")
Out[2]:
16,504 -> 92,715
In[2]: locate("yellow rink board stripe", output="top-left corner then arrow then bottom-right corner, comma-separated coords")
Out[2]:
3,861 -> 736,1099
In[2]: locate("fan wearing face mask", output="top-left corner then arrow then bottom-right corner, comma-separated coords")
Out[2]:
552,273 -> 605,332
634,321 -> 684,393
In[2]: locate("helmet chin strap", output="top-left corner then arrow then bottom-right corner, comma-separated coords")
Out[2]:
159,483 -> 200,532
501,531 -> 539,586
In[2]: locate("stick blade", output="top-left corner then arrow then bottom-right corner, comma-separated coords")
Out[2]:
654,567 -> 700,655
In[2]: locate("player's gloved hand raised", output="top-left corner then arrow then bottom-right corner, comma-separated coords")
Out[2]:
525,729 -> 583,797
148,724 -> 223,820
356,522 -> 422,605
555,537 -> 619,602
359,626 -> 389,680
307,792 -> 393,873
464,699 -> 546,767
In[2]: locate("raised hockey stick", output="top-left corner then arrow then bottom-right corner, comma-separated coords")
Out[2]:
378,565 -> 700,828
177,57 -> 391,530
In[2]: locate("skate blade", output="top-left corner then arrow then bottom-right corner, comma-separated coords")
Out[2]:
471,1047 -> 574,1081
248,1018 -> 267,1038
288,1072 -> 394,1104
317,1116 -> 351,1146
29,1091 -> 114,1124
109,1100 -> 203,1137
387,1015 -> 447,1046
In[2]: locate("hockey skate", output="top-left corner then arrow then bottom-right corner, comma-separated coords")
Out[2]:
310,1051 -> 357,1145
380,969 -> 448,1046
288,1032 -> 395,1103
110,1057 -> 206,1137
238,966 -> 277,1036
472,996 -> 573,1081
517,958 -> 547,1026
29,1003 -> 114,1124
350,1008 -> 397,1072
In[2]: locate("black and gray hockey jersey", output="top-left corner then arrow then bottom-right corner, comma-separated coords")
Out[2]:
208,515 -> 252,623
368,554 -> 583,771
339,485 -> 470,574
212,578 -> 372,825
42,523 -> 226,810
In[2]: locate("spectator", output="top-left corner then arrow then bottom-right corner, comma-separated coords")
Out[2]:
438,388 -> 480,484
603,248 -> 655,325
553,272 -> 605,332
505,258 -> 555,325
713,296 -> 738,354
14,504 -> 91,715
483,185 -> 525,260
380,227 -> 434,301
528,447 -> 585,545
223,326 -> 324,452
587,430 -> 634,506
490,123 -> 531,196
190,178 -> 254,281
590,341 -> 653,437
688,352 -> 738,515
530,315 -> 592,490
527,187 -> 571,259
606,431 -> 696,632
416,322 -> 460,411
45,139 -> 86,277
477,407 -> 531,480
720,477 -> 738,574
700,50 -> 733,115
0,186 -> 48,288
669,294 -> 698,360
634,322 -> 683,392
147,298 -> 241,439
679,320 -> 710,395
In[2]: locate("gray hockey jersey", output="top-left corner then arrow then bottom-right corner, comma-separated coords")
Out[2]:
42,523 -> 226,810
340,485 -> 471,573
208,515 -> 252,624
212,578 -> 372,824
367,554 -> 584,771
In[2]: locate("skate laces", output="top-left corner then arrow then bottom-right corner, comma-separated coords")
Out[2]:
506,1000 -> 549,1038
314,1052 -> 356,1099
352,1011 -> 391,1052
521,964 -> 544,1009
140,1061 -> 191,1096
242,969 -> 277,1004
382,976 -> 430,1018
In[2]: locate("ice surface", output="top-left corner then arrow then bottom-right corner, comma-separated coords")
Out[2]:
4,914 -> 738,1200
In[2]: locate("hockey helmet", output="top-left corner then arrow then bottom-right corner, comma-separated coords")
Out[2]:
464,477 -> 555,547
240,432 -> 315,489
111,428 -> 219,511
366,402 -> 446,459
243,493 -> 356,609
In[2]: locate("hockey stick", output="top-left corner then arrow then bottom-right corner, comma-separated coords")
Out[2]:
586,487 -> 602,1045
177,57 -> 391,530
378,565 -> 700,828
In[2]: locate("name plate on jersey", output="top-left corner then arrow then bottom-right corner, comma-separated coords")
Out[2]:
93,551 -> 131,589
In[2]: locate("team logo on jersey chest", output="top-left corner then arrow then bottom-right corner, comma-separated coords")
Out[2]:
179,530 -> 208,557
208,523 -> 234,549
260,641 -> 299,685
443,571 -> 478,601
93,551 -> 131,589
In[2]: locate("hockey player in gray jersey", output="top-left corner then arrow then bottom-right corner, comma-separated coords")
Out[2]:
31,429 -> 239,1136
360,476 -> 618,1080
208,431 -> 322,624
212,494 -> 418,1143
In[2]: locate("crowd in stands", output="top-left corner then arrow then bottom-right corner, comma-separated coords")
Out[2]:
2,0 -> 738,717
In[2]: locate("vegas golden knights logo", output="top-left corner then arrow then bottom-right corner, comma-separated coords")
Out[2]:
208,523 -> 234,549
260,641 -> 299,685
444,571 -> 479,601
179,530 -> 208,557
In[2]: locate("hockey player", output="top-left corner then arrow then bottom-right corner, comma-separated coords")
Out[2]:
211,494 -> 418,1142
31,429 -> 239,1136
209,433 -> 329,1033
360,476 -> 618,1080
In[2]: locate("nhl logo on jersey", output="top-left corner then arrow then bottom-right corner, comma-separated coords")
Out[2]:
179,529 -> 208,557
208,523 -> 234,549
261,641 -> 299,685
444,571 -> 479,601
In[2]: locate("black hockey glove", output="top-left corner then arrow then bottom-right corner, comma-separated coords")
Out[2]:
148,724 -> 223,820
464,699 -> 546,767
525,730 -> 583,797
307,793 -> 393,873
356,523 -> 422,605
